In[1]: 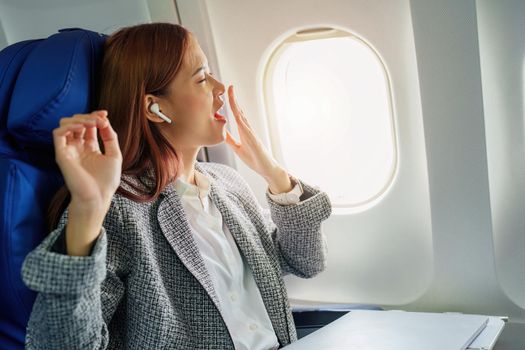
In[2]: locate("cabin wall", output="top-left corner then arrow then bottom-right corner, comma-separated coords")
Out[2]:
0,19 -> 7,49
198,0 -> 525,323
0,0 -> 178,47
407,0 -> 525,321
477,0 -> 525,311
196,0 -> 434,307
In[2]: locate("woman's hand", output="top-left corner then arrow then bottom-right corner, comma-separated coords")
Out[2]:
224,85 -> 292,194
53,110 -> 122,213
53,110 -> 122,256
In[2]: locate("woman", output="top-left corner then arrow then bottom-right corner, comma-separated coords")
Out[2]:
22,23 -> 331,349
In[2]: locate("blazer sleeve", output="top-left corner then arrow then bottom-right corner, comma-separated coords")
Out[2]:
21,198 -> 129,350
263,179 -> 332,278
215,163 -> 332,279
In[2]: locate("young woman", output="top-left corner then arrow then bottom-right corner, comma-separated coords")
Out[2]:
22,23 -> 331,350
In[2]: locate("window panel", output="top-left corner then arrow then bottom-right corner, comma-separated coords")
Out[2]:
265,30 -> 396,213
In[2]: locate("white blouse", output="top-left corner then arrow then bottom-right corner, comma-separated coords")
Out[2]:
173,170 -> 302,350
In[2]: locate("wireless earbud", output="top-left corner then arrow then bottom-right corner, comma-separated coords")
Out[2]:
149,103 -> 172,123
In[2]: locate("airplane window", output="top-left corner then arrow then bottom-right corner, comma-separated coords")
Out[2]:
264,28 -> 397,214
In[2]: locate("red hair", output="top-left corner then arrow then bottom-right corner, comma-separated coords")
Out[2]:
48,23 -> 190,230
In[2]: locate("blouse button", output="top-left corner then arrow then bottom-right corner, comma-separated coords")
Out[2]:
249,323 -> 258,331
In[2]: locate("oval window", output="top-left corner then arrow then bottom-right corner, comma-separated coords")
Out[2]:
263,28 -> 397,213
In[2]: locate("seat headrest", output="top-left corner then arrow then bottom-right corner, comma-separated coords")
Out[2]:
1,28 -> 106,153
0,28 -> 107,350
0,39 -> 41,157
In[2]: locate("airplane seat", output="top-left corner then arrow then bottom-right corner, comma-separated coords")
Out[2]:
0,28 -> 106,349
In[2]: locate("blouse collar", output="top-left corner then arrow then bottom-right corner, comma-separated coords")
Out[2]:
174,169 -> 210,201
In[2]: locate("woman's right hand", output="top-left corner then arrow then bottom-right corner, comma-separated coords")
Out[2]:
53,110 -> 122,255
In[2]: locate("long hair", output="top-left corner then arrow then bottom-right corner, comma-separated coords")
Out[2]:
47,23 -> 190,230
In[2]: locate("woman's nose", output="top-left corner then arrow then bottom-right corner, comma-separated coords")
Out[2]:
214,84 -> 226,102
215,80 -> 226,96
209,73 -> 225,93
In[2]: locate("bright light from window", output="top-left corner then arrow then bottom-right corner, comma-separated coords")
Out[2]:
265,31 -> 396,212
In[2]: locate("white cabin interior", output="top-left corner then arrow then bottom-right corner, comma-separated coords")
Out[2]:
1,0 -> 524,348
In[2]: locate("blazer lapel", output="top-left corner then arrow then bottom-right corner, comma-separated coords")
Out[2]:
208,181 -> 291,345
156,185 -> 222,313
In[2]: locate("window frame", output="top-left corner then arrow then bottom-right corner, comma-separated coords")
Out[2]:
262,27 -> 399,213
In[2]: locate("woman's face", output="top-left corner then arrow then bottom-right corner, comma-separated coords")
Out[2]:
151,34 -> 227,150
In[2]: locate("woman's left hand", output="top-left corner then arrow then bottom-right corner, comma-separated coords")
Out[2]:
224,85 -> 292,192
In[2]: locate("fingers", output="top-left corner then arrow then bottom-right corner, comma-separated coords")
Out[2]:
53,122 -> 92,167
96,114 -> 121,159
58,111 -> 108,148
84,112 -> 109,152
53,110 -> 120,159
225,130 -> 241,148
53,121 -> 94,147
59,110 -> 107,128
227,85 -> 252,132
84,124 -> 98,152
227,85 -> 241,115
70,124 -> 87,145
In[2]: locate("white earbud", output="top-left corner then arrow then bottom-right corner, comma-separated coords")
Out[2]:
149,103 -> 172,123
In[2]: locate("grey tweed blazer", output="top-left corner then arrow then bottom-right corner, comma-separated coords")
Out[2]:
21,162 -> 332,349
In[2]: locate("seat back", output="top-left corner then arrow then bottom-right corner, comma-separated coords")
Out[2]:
0,28 -> 106,349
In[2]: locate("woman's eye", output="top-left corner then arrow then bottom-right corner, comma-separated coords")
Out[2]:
199,72 -> 213,84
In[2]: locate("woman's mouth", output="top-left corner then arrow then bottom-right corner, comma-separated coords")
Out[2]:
214,112 -> 227,123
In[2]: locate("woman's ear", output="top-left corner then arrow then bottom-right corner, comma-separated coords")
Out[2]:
145,94 -> 172,124
145,94 -> 174,124
144,94 -> 168,123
